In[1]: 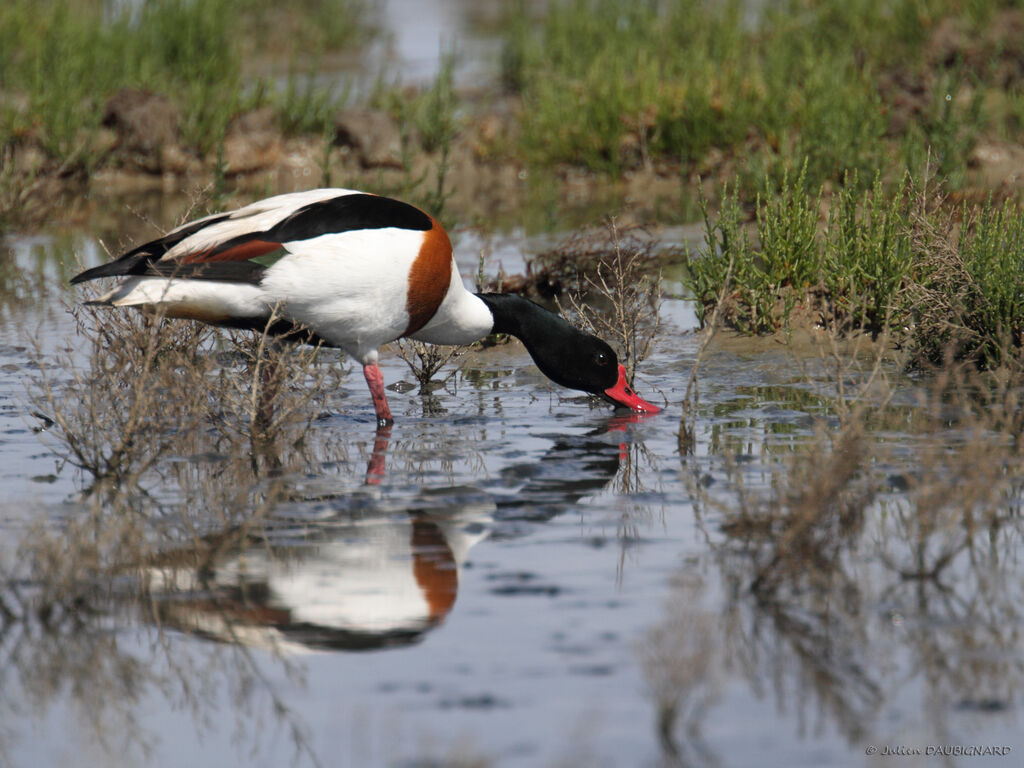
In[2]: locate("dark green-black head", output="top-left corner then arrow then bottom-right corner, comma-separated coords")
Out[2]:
475,293 -> 660,413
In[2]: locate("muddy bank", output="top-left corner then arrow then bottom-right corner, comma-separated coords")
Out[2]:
8,115 -> 1024,240
10,80 -> 1022,236
3,88 -> 684,232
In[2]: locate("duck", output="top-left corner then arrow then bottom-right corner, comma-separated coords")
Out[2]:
70,188 -> 661,425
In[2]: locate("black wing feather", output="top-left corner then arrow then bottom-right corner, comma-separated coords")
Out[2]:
145,261 -> 268,283
70,213 -> 233,284
70,193 -> 430,285
267,193 -> 431,242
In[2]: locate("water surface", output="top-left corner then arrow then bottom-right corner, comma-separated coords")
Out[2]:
1,219 -> 1020,767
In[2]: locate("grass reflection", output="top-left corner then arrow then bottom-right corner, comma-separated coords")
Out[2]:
660,349 -> 1024,759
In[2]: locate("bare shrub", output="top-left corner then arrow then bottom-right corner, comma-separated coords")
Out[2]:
15,306 -> 358,768
557,220 -> 663,383
0,504 -> 326,766
394,338 -> 465,396
23,268 -> 348,606
683,332 -> 1024,739
31,293 -> 334,492
903,171 -> 1024,372
902,173 -> 975,366
535,220 -> 664,294
694,337 -> 1024,598
721,419 -> 873,595
885,361 -> 1024,546
31,300 -> 218,492
221,316 -> 339,448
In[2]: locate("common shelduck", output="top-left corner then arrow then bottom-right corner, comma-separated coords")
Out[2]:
71,188 -> 661,425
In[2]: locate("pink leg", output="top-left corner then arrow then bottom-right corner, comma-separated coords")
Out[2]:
365,426 -> 392,485
363,362 -> 394,427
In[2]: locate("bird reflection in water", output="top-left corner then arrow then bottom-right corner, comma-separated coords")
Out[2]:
147,413 -> 654,652
150,504 -> 489,652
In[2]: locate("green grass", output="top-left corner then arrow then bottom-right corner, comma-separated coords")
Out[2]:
0,0 -> 366,161
822,175 -> 912,337
271,61 -> 351,138
689,167 -> 825,335
502,0 -> 1019,192
908,69 -> 986,186
505,0 -> 756,174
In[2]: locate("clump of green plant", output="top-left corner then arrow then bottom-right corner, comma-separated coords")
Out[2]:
687,167 -> 825,335
686,165 -> 1024,370
822,174 -> 913,337
688,167 -> 916,336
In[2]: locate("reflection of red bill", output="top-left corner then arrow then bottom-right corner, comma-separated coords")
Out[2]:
603,365 -> 662,414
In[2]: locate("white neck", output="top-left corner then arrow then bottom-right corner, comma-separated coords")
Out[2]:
408,279 -> 494,346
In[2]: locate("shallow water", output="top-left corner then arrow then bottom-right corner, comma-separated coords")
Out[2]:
365,0 -> 502,89
1,216 -> 1022,768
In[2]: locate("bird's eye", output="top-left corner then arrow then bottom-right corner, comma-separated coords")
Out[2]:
594,351 -> 609,366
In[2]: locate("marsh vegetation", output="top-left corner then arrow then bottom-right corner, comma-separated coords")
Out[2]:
5,0 -> 1024,226
686,164 -> 1024,371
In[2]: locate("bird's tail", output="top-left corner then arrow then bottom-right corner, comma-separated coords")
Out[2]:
69,253 -> 151,285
